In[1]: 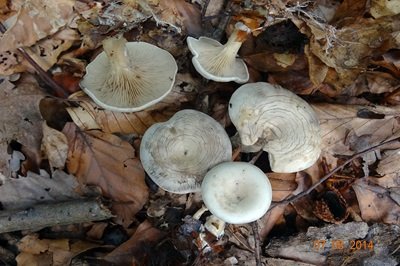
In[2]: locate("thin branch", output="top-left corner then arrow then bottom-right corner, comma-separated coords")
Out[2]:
0,198 -> 113,233
0,22 -> 69,98
201,0 -> 211,20
248,150 -> 264,266
269,137 -> 400,210
249,150 -> 263,165
251,221 -> 262,266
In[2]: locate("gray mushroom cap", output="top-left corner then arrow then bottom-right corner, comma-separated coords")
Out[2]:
140,109 -> 232,193
80,37 -> 177,112
228,82 -> 321,173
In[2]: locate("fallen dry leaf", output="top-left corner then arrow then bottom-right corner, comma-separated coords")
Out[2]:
304,45 -> 329,86
0,0 -> 75,53
105,220 -> 164,265
352,177 -> 400,224
370,0 -> 400,19
313,103 -> 400,157
244,51 -> 307,73
0,28 -> 79,76
376,149 -> 400,184
155,0 -> 202,36
0,74 -> 44,176
63,122 -> 148,226
16,234 -> 100,266
259,172 -> 298,240
0,170 -> 80,210
41,122 -> 68,169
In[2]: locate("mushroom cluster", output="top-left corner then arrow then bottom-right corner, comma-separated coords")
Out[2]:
81,36 -> 177,112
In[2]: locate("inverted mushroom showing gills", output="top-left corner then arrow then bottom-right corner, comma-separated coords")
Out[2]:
229,82 -> 321,173
140,110 -> 232,194
187,22 -> 250,83
80,36 -> 177,112
201,162 -> 272,224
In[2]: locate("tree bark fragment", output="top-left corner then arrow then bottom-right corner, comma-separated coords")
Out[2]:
0,199 -> 113,234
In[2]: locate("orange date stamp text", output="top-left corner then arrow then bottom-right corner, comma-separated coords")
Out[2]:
313,239 -> 374,252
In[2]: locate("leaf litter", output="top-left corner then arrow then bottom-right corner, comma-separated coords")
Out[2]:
0,0 -> 400,265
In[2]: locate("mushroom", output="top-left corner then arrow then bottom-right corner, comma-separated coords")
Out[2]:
186,22 -> 250,83
80,36 -> 177,112
201,161 -> 272,225
140,109 -> 232,193
228,82 -> 321,173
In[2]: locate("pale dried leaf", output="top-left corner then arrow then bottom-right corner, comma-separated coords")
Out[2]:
17,234 -> 100,266
313,103 -> 400,157
0,0 -> 75,53
244,51 -> 307,73
352,178 -> 400,224
268,172 -> 297,201
371,0 -> 400,19
0,170 -> 80,210
0,29 -> 79,76
151,0 -> 202,36
310,15 -> 400,71
25,29 -> 79,70
304,45 -> 328,86
0,75 -> 44,176
376,149 -> 400,186
41,122 -> 68,169
62,122 -> 149,226
0,51 -> 26,76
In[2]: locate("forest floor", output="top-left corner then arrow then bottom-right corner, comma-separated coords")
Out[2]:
0,0 -> 399,265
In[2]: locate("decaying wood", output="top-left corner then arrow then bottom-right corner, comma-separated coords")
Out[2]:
0,199 -> 113,234
265,222 -> 400,265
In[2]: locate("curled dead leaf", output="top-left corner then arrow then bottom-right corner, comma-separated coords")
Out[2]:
0,0 -> 75,53
41,122 -> 68,169
352,178 -> 400,224
313,103 -> 400,157
62,122 -> 148,226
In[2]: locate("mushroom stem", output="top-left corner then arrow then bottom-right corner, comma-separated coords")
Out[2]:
204,215 -> 226,239
193,205 -> 208,220
102,37 -> 131,70
100,37 -> 154,105
193,206 -> 226,239
202,22 -> 250,76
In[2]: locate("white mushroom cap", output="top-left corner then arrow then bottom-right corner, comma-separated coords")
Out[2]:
140,109 -> 232,194
187,22 -> 250,83
80,36 -> 177,112
201,161 -> 272,224
228,82 -> 321,173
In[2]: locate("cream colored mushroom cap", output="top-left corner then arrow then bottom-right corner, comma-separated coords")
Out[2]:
228,82 -> 321,173
140,109 -> 232,193
201,162 -> 272,224
81,39 -> 177,112
186,36 -> 249,83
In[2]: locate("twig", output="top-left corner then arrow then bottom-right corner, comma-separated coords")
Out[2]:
201,0 -> 211,20
248,150 -> 264,266
0,198 -> 113,233
251,221 -> 262,266
248,150 -> 263,165
0,22 -> 69,98
269,137 -> 400,209
212,0 -> 233,41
